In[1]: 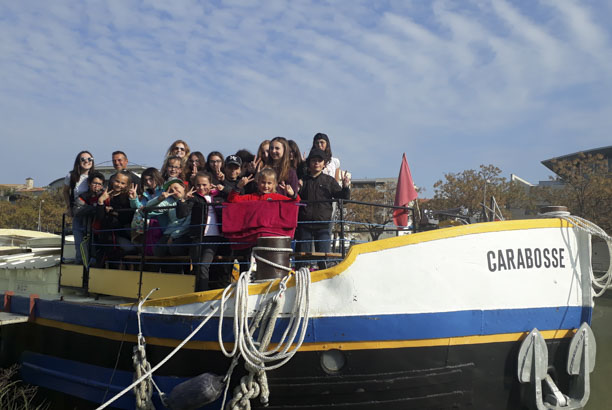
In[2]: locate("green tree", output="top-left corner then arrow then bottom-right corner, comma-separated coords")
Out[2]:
343,181 -> 398,241
428,164 -> 530,221
0,190 -> 65,233
536,153 -> 612,232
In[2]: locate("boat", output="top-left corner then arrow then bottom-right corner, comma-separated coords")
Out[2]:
0,204 -> 611,410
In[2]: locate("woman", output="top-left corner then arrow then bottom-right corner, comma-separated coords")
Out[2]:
312,133 -> 341,182
63,151 -> 96,264
265,137 -> 299,197
164,140 -> 191,164
184,151 -> 206,184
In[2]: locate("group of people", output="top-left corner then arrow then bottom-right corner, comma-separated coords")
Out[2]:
63,133 -> 351,291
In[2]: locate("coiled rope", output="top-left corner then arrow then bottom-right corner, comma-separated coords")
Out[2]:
218,263 -> 311,410
541,211 -> 612,297
96,259 -> 311,410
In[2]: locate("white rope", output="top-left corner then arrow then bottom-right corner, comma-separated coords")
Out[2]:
97,255 -> 310,410
95,298 -> 224,410
541,211 -> 612,297
219,266 -> 311,410
252,246 -> 294,272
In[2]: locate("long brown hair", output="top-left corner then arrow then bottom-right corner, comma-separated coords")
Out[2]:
184,151 -> 206,183
69,150 -> 96,189
266,137 -> 291,182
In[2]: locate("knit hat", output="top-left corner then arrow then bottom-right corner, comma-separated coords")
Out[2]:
163,178 -> 183,191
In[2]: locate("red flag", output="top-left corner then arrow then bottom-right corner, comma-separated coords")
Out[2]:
393,153 -> 418,227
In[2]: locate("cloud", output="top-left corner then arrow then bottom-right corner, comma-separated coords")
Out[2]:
0,0 -> 611,193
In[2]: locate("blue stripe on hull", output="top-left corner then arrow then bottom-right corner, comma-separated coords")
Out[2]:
20,351 -> 203,410
5,296 -> 591,343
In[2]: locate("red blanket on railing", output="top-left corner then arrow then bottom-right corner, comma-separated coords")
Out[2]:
222,200 -> 299,250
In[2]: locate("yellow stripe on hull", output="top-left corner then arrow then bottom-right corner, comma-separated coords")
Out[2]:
34,317 -> 575,351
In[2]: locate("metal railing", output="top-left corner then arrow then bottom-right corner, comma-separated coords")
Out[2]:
59,199 -> 416,298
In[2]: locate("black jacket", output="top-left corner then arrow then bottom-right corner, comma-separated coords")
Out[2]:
176,193 -> 225,240
298,173 -> 349,229
95,194 -> 135,239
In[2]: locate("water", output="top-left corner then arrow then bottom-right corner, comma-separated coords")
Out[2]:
589,291 -> 612,409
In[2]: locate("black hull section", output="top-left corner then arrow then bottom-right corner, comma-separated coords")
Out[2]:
1,321 -> 576,409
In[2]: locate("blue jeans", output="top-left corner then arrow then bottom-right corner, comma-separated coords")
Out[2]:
72,216 -> 86,265
296,225 -> 331,270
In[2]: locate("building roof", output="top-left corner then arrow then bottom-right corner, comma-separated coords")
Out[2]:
541,145 -> 612,173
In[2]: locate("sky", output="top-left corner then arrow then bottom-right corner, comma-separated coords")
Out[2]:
1,0 -> 611,196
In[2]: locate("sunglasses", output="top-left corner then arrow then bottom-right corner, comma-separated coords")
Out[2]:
80,157 -> 94,163
168,165 -> 181,170
173,147 -> 186,151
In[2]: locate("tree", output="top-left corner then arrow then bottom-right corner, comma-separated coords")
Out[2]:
0,190 -> 66,233
343,181 -> 398,241
428,164 -> 531,221
536,153 -> 612,233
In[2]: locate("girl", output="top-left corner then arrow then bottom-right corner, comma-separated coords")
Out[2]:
229,168 -> 298,202
225,169 -> 300,258
312,133 -> 341,183
63,151 -> 96,264
256,140 -> 270,164
161,156 -> 185,182
130,168 -> 164,208
177,172 -> 225,291
206,151 -> 225,185
184,151 -> 206,184
96,171 -> 137,265
144,179 -> 192,271
164,139 -> 191,164
288,139 -> 306,180
264,137 -> 299,197
129,167 -> 165,247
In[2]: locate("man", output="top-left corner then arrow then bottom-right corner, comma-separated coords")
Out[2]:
111,151 -> 140,185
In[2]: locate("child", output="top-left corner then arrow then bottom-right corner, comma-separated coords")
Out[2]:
206,151 -> 225,185
224,169 -> 300,261
161,156 -> 185,183
221,155 -> 244,195
95,171 -> 137,266
129,167 -> 165,249
229,168 -> 298,202
131,167 -> 164,207
296,148 -> 351,269
177,172 -> 224,291
144,179 -> 192,271
72,172 -> 105,265
73,171 -> 105,220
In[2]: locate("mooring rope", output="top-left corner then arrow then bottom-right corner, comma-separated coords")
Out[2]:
541,211 -> 612,297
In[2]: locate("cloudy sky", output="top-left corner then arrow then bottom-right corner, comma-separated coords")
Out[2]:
1,0 -> 611,195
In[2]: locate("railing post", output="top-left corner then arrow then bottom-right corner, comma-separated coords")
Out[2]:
58,213 -> 66,293
83,215 -> 92,291
138,210 -> 148,300
339,199 -> 345,258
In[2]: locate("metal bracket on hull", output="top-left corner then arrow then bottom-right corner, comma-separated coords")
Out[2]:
517,323 -> 596,409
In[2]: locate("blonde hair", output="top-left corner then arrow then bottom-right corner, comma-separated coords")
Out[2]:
256,168 -> 277,192
164,139 -> 191,163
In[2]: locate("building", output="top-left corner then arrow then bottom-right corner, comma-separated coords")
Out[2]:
0,178 -> 47,202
